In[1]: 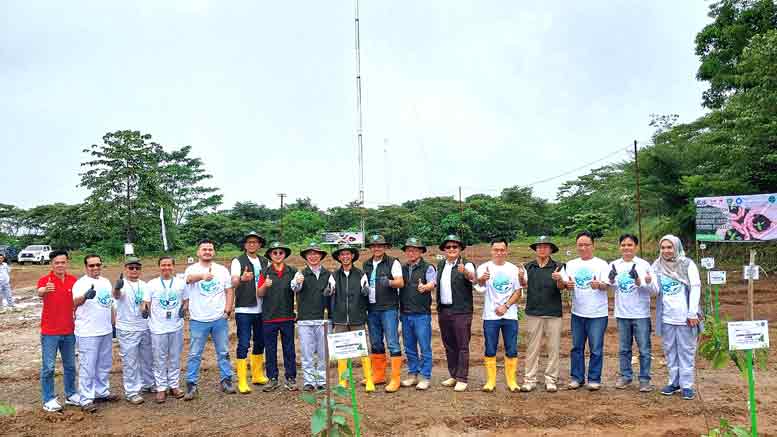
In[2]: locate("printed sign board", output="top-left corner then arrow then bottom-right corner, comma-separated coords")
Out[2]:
695,193 -> 777,242
327,330 -> 369,360
708,271 -> 727,285
743,265 -> 760,281
701,257 -> 715,269
323,232 -> 364,245
728,320 -> 770,351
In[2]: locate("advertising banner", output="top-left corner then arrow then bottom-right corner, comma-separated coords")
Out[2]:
694,193 -> 777,242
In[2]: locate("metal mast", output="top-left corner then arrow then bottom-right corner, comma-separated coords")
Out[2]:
355,0 -> 366,247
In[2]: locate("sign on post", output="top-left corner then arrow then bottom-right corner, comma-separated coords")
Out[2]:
694,193 -> 777,242
743,265 -> 760,281
322,232 -> 364,245
708,271 -> 727,285
701,257 -> 715,269
728,320 -> 770,351
327,330 -> 369,360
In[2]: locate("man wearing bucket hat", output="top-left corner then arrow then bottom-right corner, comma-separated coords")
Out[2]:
520,236 -> 566,393
436,234 -> 476,392
399,238 -> 437,390
362,234 -> 405,393
257,241 -> 298,392
230,232 -> 270,394
113,257 -> 155,404
327,244 -> 375,392
290,243 -> 332,391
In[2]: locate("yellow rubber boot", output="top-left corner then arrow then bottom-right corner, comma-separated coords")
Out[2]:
384,356 -> 403,393
338,359 -> 349,388
236,359 -> 251,394
505,357 -> 520,392
361,357 -> 375,393
250,353 -> 269,385
482,356 -> 497,392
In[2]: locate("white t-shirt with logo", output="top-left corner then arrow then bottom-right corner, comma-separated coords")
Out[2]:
608,257 -> 657,319
184,262 -> 231,322
476,261 -> 522,320
143,276 -> 186,334
115,279 -> 149,332
72,275 -> 114,337
659,260 -> 702,326
230,256 -> 264,314
562,257 -> 610,318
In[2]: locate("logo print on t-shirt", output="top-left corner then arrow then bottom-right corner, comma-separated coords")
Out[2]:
616,272 -> 635,294
96,288 -> 113,308
492,272 -> 512,294
158,290 -> 179,310
574,267 -> 593,289
133,288 -> 144,306
199,278 -> 222,296
660,277 -> 682,296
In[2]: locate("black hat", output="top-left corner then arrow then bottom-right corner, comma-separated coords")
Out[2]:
300,242 -> 327,260
366,234 -> 390,247
401,237 -> 427,253
332,244 -> 360,263
241,231 -> 267,247
529,236 -> 559,254
439,234 -> 466,251
264,241 -> 291,259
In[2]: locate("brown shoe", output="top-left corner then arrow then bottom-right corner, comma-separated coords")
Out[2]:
155,391 -> 166,404
169,388 -> 185,399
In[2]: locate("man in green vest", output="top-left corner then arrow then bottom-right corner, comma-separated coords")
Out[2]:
230,231 -> 270,394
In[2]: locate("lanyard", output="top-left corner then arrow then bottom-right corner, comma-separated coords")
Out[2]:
160,277 -> 174,290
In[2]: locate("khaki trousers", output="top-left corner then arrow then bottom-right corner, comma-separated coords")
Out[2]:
523,315 -> 562,385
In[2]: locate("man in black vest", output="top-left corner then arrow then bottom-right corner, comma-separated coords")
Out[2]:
399,238 -> 437,391
291,243 -> 332,391
328,245 -> 374,392
257,242 -> 297,392
230,232 -> 270,394
436,234 -> 476,392
362,234 -> 405,393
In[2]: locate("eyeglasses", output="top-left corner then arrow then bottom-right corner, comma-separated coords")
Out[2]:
127,266 -> 141,271
271,251 -> 286,256
87,263 -> 102,268
444,245 -> 460,250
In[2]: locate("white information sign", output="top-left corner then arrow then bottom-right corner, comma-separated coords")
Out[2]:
327,330 -> 369,360
701,257 -> 715,269
743,265 -> 760,281
728,320 -> 770,351
708,271 -> 727,285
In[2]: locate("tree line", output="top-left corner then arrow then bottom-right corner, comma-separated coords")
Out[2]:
1,0 -> 775,255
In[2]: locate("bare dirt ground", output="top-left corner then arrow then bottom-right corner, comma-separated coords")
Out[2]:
0,245 -> 775,436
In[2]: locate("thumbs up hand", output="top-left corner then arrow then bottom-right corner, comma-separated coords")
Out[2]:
114,273 -> 124,291
551,265 -> 563,282
608,265 -> 617,284
295,271 -> 305,285
645,270 -> 652,285
264,277 -> 273,288
204,267 -> 214,282
457,263 -> 465,273
417,278 -> 427,293
479,266 -> 491,284
518,263 -> 527,287
590,275 -> 603,290
45,277 -> 55,294
84,285 -> 97,300
240,266 -> 253,282
629,264 -> 641,286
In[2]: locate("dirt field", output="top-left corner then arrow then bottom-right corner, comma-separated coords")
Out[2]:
1,245 -> 775,436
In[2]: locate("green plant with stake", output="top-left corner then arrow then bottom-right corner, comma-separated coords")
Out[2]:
301,381 -> 355,436
702,418 -> 750,437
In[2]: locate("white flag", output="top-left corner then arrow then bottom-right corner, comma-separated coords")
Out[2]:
160,207 -> 169,252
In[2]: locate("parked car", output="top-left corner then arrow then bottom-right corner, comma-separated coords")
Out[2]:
17,244 -> 52,265
0,245 -> 18,263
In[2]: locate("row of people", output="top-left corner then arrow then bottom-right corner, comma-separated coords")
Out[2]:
36,230 -> 701,412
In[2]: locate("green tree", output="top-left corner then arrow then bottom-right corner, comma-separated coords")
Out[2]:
159,145 -> 222,226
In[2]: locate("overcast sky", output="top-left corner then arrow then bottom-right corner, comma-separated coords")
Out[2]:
2,1 -> 712,210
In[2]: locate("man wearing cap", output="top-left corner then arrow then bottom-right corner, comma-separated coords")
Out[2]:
362,234 -> 405,393
327,244 -> 374,392
230,232 -> 270,394
37,250 -> 78,412
520,236 -> 566,393
291,243 -> 332,391
436,234 -> 476,392
113,257 -> 155,404
398,238 -> 436,391
183,239 -> 236,400
72,254 -> 117,412
257,242 -> 298,392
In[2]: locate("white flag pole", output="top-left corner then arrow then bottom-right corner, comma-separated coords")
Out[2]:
160,207 -> 169,252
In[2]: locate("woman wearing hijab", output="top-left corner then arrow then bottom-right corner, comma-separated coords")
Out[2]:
652,235 -> 702,400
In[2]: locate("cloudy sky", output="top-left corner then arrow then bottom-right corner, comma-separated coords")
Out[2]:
2,1 -> 712,210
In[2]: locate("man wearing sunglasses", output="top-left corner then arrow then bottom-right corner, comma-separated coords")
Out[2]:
72,254 -> 117,412
436,235 -> 476,392
113,257 -> 155,404
183,239 -> 236,400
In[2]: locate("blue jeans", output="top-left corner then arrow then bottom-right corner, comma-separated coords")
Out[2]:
570,314 -> 608,384
263,320 -> 296,380
483,319 -> 518,358
186,318 -> 232,384
618,317 -> 652,382
401,313 -> 432,379
40,334 -> 77,403
235,313 -> 264,359
367,309 -> 401,356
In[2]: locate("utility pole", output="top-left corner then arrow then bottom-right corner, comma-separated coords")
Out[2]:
634,140 -> 643,257
277,193 -> 287,241
458,186 -> 464,237
355,0 -> 366,249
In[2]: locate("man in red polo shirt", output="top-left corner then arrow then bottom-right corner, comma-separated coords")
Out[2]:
36,250 -> 78,413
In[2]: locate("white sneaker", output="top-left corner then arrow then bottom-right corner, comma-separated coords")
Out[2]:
401,376 -> 418,387
43,398 -> 63,413
415,378 -> 430,390
441,377 -> 457,387
453,382 -> 468,392
64,394 -> 81,406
